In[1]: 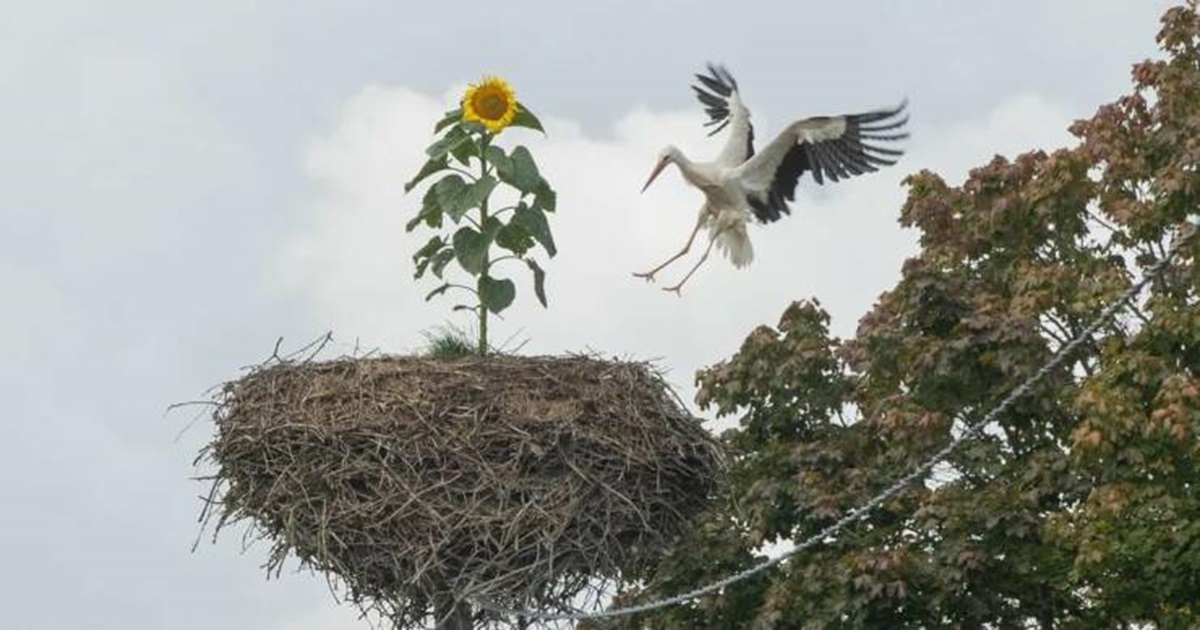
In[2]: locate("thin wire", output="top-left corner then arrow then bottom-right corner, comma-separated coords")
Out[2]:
477,217 -> 1199,623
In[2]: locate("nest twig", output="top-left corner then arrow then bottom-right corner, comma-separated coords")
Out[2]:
196,353 -> 725,628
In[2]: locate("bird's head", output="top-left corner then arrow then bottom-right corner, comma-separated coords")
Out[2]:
641,145 -> 681,193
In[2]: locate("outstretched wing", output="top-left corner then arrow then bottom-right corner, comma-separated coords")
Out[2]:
735,100 -> 909,223
692,63 -> 755,167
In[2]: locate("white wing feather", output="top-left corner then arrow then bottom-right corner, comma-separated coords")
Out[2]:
715,91 -> 753,168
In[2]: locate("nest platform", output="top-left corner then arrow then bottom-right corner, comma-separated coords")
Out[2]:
197,353 -> 725,627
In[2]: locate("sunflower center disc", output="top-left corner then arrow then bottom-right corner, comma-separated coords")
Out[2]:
480,94 -> 506,119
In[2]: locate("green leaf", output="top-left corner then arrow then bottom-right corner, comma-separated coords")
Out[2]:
407,186 -> 444,232
430,248 -> 456,279
496,222 -> 534,256
526,258 -> 548,307
426,126 -> 477,166
452,226 -> 491,275
414,257 -> 432,279
466,175 -> 498,211
482,215 -> 504,241
412,236 -> 445,278
535,182 -> 557,213
452,304 -> 477,313
449,135 -> 478,165
498,146 -> 543,194
514,202 -> 556,257
433,175 -> 470,222
511,103 -> 545,134
433,174 -> 497,223
426,126 -> 467,160
425,282 -> 452,301
478,276 -> 516,314
421,186 -> 446,228
485,145 -> 512,176
413,235 -> 445,263
510,146 -> 543,192
434,108 -> 462,133
405,156 -> 449,193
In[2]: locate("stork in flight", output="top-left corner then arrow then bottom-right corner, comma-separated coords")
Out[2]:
634,64 -> 910,294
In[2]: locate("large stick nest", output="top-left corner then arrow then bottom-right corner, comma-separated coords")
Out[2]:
197,353 -> 726,627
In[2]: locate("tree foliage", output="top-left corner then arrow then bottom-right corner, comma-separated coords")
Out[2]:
608,5 -> 1200,628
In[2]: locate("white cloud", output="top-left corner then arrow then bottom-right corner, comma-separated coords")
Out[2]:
278,86 -> 1079,418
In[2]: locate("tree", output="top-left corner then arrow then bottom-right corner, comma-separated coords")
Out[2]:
609,4 -> 1200,628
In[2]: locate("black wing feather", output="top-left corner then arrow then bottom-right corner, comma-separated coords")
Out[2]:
746,99 -> 909,224
692,88 -> 725,109
827,142 -> 866,175
691,63 -> 755,159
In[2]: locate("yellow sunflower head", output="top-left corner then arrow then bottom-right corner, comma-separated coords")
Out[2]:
461,76 -> 518,133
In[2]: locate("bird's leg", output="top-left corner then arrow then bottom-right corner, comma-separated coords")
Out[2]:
633,217 -> 704,283
663,232 -> 719,296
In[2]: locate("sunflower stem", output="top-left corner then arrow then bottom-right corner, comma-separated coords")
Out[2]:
477,133 -> 492,356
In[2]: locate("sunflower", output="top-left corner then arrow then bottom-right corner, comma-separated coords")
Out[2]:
461,76 -> 518,133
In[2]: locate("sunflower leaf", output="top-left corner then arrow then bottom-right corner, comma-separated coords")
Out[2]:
452,226 -> 490,276
452,304 -> 477,313
405,156 -> 449,193
427,126 -> 476,166
501,146 -> 543,194
425,282 -> 452,301
526,258 -> 548,307
413,235 -> 445,263
511,103 -> 546,134
495,221 -> 534,256
449,135 -> 478,166
535,182 -> 557,213
414,257 -> 432,279
513,202 -> 556,257
482,214 -> 504,241
433,175 -> 470,222
426,126 -> 467,160
467,175 -> 499,212
485,145 -> 512,177
436,174 -> 497,223
478,276 -> 516,314
435,108 -> 462,133
412,236 -> 445,278
423,186 -> 445,228
492,155 -> 513,187
430,248 -> 456,279
407,187 -> 445,232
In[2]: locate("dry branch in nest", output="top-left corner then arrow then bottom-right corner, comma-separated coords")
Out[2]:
196,353 -> 726,628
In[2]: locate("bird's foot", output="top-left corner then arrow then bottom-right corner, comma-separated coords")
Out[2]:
632,270 -> 657,283
662,284 -> 684,297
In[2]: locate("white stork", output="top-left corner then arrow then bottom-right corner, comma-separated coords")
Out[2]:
634,64 -> 909,294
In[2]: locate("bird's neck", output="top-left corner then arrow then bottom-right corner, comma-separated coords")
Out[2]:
669,150 -> 694,171
671,152 -> 710,187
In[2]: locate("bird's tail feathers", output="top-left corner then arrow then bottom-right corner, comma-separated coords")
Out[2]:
716,224 -> 754,269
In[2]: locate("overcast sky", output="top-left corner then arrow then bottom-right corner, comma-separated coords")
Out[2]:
0,1 -> 1180,628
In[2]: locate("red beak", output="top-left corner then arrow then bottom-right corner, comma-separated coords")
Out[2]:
640,157 -> 669,193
